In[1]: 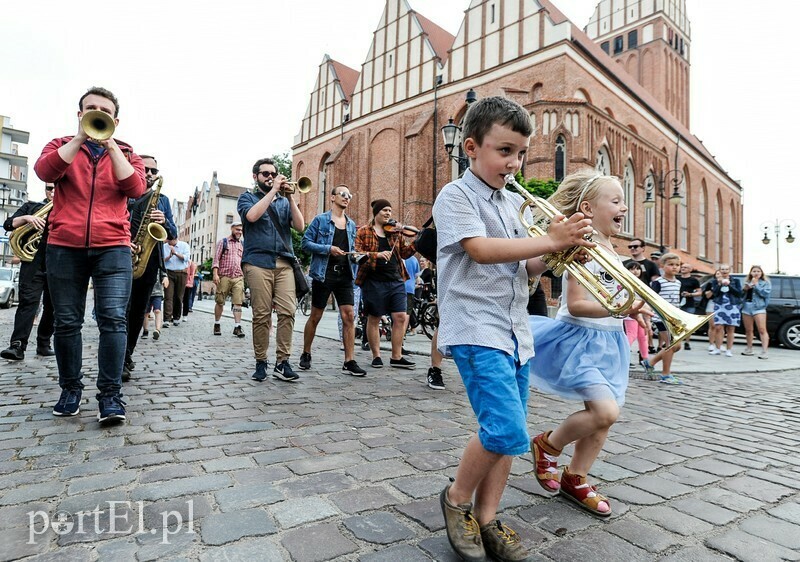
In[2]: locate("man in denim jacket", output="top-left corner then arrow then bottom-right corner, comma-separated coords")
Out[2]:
299,185 -> 366,376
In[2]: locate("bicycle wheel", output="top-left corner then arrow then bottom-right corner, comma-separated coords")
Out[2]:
300,294 -> 311,316
420,302 -> 438,340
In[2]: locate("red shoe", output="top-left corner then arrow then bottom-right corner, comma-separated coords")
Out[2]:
531,431 -> 561,492
559,467 -> 612,517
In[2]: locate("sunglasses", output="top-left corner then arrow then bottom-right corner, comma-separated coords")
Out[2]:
336,192 -> 352,200
259,171 -> 279,178
45,186 -> 55,191
627,245 -> 641,249
145,167 -> 159,175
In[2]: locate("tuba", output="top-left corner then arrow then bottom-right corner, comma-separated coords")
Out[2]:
9,201 -> 53,262
504,174 -> 710,349
131,176 -> 168,279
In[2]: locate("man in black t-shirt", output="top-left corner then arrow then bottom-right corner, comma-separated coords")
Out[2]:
623,237 -> 660,284
299,185 -> 366,376
678,263 -> 702,349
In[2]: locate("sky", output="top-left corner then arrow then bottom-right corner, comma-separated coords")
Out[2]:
2,0 -> 798,273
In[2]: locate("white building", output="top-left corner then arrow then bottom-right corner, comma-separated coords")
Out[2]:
184,172 -> 246,266
0,115 -> 30,265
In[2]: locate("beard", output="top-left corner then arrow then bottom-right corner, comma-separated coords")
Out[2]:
256,179 -> 272,192
146,176 -> 157,189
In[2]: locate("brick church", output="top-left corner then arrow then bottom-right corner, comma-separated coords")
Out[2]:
291,0 -> 742,272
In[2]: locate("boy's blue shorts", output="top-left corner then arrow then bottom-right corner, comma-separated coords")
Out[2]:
450,344 -> 530,456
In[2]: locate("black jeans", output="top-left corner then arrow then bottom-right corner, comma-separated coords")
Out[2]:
126,253 -> 159,358
9,259 -> 54,349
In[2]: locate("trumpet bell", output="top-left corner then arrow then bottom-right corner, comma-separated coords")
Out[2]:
80,110 -> 115,141
282,176 -> 312,194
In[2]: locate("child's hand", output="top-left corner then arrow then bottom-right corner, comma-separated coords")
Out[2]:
547,213 -> 595,252
627,299 -> 645,317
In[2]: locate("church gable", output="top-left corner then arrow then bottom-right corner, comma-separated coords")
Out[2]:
296,55 -> 359,145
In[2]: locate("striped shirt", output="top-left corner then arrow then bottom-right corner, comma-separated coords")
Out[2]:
651,276 -> 681,321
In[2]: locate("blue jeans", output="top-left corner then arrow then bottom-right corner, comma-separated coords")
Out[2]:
46,245 -> 132,396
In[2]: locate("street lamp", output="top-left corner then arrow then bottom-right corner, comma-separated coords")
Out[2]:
643,168 -> 684,254
441,89 -> 478,175
761,219 -> 796,274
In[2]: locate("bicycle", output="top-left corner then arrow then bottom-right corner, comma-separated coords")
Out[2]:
298,291 -> 312,316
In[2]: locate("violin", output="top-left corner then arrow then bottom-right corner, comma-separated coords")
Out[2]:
384,219 -> 419,237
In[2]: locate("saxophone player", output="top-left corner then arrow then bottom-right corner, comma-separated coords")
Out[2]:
123,155 -> 177,381
1,184 -> 56,361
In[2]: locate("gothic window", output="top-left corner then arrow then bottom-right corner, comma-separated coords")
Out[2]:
628,30 -> 638,49
542,111 -> 550,135
698,183 -> 707,257
622,162 -> 634,235
555,136 -> 566,182
714,195 -> 722,263
490,3 -> 496,23
529,112 -> 536,135
595,147 -> 611,175
614,36 -> 623,54
678,178 -> 688,250
571,113 -> 579,137
601,41 -> 610,54
728,203 -> 736,265
644,174 -> 655,241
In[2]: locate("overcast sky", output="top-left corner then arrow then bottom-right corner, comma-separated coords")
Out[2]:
2,1 -> 797,273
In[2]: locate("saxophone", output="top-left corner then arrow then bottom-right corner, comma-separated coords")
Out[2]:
131,176 -> 168,279
9,201 -> 53,262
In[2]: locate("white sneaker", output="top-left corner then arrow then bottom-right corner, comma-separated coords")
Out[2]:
708,344 -> 715,351
724,349 -> 733,357
709,348 -> 721,355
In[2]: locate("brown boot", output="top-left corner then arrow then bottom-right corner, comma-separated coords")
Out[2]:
531,431 -> 561,492
480,519 -> 532,562
439,483 -> 486,562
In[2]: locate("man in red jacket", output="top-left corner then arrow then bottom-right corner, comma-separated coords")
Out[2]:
34,86 -> 146,424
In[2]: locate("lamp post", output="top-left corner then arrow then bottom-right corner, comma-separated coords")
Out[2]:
642,169 -> 684,255
761,219 -> 796,274
441,89 -> 478,175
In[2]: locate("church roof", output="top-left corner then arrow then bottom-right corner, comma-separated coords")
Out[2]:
330,59 -> 360,102
415,11 -> 455,64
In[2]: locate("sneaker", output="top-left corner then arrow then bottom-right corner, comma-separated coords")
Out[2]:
342,360 -> 367,377
141,330 -> 149,339
683,342 -> 691,350
182,317 -> 187,323
53,389 -> 82,416
439,484 -> 486,562
361,341 -> 370,351
299,352 -> 312,370
741,348 -> 754,356
97,394 -> 126,424
708,343 -> 715,351
213,324 -> 221,336
273,360 -> 300,382
0,341 -> 24,361
659,375 -> 684,385
36,344 -> 55,357
427,366 -> 445,390
724,349 -> 733,357
251,360 -> 268,381
648,346 -> 657,354
162,322 -> 170,329
121,365 -> 131,383
172,320 -> 180,327
232,326 -> 245,339
639,359 -> 655,377
401,347 -> 411,356
758,353 -> 769,360
709,348 -> 721,355
480,520 -> 531,562
371,357 -> 384,369
390,357 -> 416,369
152,330 -> 160,341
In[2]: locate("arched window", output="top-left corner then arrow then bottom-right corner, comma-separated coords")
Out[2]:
595,146 -> 611,174
714,193 -> 722,263
698,181 -> 707,257
678,168 -> 689,250
644,173 -> 655,241
622,162 -> 634,235
554,135 -> 566,182
529,112 -> 536,136
728,202 -> 736,266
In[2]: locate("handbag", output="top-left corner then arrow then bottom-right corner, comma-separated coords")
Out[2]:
266,207 -> 310,300
415,216 -> 437,264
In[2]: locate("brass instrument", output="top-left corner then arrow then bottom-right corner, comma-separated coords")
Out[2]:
132,176 -> 168,279
9,201 -> 53,262
80,110 -> 115,141
269,176 -> 312,194
504,174 -> 710,349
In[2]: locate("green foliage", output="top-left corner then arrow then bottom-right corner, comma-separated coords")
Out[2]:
292,227 -> 310,268
514,171 -> 560,199
200,258 -> 213,277
272,152 -> 293,179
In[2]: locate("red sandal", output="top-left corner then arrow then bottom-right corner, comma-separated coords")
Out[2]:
559,467 -> 612,517
531,431 -> 561,492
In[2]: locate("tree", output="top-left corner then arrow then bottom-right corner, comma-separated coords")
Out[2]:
272,152 -> 292,179
514,172 -> 560,199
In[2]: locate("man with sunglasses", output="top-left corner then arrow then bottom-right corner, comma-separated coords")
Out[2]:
237,158 -> 305,383
623,238 -> 660,284
299,185 -> 366,376
122,155 -> 177,381
1,183 -> 56,361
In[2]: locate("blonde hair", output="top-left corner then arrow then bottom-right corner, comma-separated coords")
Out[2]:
746,265 -> 769,284
660,252 -> 680,265
548,169 -> 621,216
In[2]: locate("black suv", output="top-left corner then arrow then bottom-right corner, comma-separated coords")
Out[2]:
699,273 -> 800,350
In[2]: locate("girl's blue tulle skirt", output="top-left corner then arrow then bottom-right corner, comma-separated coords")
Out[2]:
529,316 -> 629,406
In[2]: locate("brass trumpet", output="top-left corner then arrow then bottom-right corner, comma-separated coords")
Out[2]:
80,110 -> 115,141
504,174 -> 710,349
269,176 -> 312,194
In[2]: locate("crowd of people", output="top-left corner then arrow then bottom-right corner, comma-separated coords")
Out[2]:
0,87 -> 775,561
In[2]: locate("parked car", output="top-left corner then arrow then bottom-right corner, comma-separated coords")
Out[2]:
0,267 -> 20,309
700,273 -> 800,350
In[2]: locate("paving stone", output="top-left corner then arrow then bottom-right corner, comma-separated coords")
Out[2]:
0,524 -> 53,561
139,464 -> 198,484
604,454 -> 661,473
738,514 -> 800,549
660,545 -> 740,562
17,545 -> 94,562
286,452 -> 362,475
199,537 -> 284,562
201,455 -> 254,472
132,474 -> 233,501
281,522 -> 357,562
253,446 -> 311,466
330,485 -> 399,514
518,500 -> 598,534
344,512 -> 415,544
277,472 -> 354,497
720,475 -> 794,503
142,496 -> 212,530
395,497 -> 443,532
607,519 -> 681,553
0,481 -> 65,505
231,465 -> 293,486
0,502 -> 50,530
94,538 -> 139,561
660,465 -> 723,487
215,483 -> 285,511
123,452 -> 175,468
768,501 -> 800,525
390,475 -> 450,499
670,443 -> 716,458
626,474 -> 695,499
136,527 -> 198,561
271,497 -> 339,528
174,448 -> 223,462
200,508 -> 276,546
60,460 -> 119,479
586,459 -> 638,481
603,484 -> 665,505
686,457 -> 748,477
67,469 -> 138,495
417,535 -> 467,562
670,498 -> 740,525
695,487 -> 764,513
705,529 -> 800,562
541,529 -> 651,561
631,446 -> 686,466
359,544 -> 434,562
57,501 -> 137,545
638,505 -> 715,535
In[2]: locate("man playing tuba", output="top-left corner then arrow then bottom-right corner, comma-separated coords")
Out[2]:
1,183 -> 56,361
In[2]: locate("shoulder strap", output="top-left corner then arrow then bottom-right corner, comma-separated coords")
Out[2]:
266,205 -> 294,255
422,216 -> 434,228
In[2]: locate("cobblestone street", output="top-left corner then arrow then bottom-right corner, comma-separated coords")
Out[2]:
1,302 -> 799,561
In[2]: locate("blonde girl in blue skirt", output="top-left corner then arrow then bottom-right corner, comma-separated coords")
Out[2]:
529,170 -> 643,517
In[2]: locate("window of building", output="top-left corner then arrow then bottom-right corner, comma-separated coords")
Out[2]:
555,136 -> 566,182
622,162 -> 634,235
698,183 -> 707,257
595,146 -> 611,175
714,196 -> 722,263
614,36 -> 623,54
226,213 -> 233,224
628,30 -> 638,49
490,3 -> 496,24
728,204 -> 735,265
601,41 -> 610,54
388,54 -> 393,68
678,182 -> 688,250
644,174 -> 655,241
